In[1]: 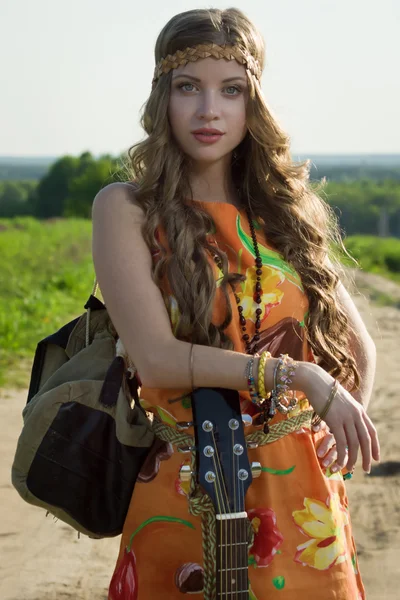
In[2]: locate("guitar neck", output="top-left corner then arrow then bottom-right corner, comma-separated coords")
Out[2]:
190,387 -> 253,599
216,516 -> 249,598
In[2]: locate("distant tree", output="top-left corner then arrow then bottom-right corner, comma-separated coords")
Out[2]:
63,155 -> 120,218
0,181 -> 36,217
31,155 -> 80,218
325,179 -> 400,238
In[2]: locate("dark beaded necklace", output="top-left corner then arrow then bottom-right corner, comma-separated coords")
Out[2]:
213,205 -> 263,355
212,204 -> 273,432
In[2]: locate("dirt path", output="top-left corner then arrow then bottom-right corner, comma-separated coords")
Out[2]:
1,269 -> 399,599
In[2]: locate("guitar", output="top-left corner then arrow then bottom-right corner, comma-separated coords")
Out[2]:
178,387 -> 261,599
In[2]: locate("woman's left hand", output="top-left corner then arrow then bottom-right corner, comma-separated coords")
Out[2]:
312,421 -> 342,469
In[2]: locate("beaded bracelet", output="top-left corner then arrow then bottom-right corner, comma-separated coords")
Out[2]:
246,354 -> 261,405
257,350 -> 272,399
271,354 -> 299,414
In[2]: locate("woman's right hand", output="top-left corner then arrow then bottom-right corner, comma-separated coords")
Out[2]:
296,362 -> 380,474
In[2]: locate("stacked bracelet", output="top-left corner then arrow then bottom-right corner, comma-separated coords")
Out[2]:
257,351 -> 272,400
246,354 -> 261,405
270,354 -> 299,415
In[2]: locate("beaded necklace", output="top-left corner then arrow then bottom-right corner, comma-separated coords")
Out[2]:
212,204 -> 274,431
213,205 -> 263,356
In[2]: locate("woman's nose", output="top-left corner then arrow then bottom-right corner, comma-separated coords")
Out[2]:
196,91 -> 219,120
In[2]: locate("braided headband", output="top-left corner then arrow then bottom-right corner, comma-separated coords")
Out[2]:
153,42 -> 261,84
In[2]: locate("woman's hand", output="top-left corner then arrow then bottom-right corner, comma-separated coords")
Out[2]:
297,362 -> 380,473
312,421 -> 341,471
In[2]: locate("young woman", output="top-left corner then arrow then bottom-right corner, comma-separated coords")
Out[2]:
92,8 -> 380,600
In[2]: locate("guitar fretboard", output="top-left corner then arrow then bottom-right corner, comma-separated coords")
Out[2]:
216,516 -> 249,598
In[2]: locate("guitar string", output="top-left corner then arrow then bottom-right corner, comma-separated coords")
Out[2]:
241,477 -> 247,596
211,450 -> 225,600
209,431 -> 226,599
211,430 -> 229,599
232,429 -> 236,600
211,428 -> 230,599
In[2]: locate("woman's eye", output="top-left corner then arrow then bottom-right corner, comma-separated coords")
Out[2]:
178,83 -> 196,92
225,86 -> 242,96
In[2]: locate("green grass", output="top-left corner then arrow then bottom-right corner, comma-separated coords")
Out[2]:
0,217 -> 95,389
1,218 -> 400,390
342,235 -> 400,283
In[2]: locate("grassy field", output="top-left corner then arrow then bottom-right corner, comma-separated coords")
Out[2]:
1,217 -> 400,390
0,217 -> 95,389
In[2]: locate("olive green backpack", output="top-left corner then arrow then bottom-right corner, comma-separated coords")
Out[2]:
11,279 -> 155,538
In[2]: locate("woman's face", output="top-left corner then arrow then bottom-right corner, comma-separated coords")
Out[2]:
168,56 -> 249,165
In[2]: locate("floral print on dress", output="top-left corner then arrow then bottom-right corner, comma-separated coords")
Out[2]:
236,213 -> 304,292
292,493 -> 349,570
175,459 -> 191,497
175,563 -> 204,593
324,466 -> 344,481
109,516 -> 195,600
136,438 -> 173,484
248,508 -> 284,567
236,265 -> 284,324
139,399 -> 177,426
167,295 -> 180,336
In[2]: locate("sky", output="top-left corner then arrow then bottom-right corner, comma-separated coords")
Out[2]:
1,0 -> 399,157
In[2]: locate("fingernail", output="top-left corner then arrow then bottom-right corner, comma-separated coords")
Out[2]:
331,465 -> 339,473
317,449 -> 324,457
322,460 -> 329,467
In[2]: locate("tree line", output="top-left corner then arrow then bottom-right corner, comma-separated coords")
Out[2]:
1,151 -> 400,237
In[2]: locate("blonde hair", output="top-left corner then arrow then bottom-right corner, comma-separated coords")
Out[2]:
123,7 -> 360,390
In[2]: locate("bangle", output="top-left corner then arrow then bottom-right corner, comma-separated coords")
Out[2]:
318,380 -> 339,421
246,355 -> 261,405
257,351 -> 272,399
189,343 -> 195,390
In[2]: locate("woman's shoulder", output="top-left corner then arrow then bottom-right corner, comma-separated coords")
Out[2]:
92,181 -> 145,220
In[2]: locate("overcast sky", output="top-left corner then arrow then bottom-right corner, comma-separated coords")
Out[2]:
1,0 -> 399,157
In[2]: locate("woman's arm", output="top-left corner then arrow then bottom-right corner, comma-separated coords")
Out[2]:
336,280 -> 377,412
92,182 -> 277,392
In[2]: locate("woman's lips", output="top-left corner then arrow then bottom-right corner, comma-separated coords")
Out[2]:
192,132 -> 224,144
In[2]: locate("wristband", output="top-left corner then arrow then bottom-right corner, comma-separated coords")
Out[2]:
257,351 -> 272,399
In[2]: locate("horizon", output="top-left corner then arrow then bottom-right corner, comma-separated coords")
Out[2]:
2,153 -> 400,160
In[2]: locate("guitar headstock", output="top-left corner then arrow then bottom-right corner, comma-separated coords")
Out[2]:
191,387 -> 252,515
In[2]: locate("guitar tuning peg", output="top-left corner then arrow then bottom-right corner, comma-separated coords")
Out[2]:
176,421 -> 194,431
177,445 -> 195,453
247,440 -> 259,450
179,464 -> 192,482
242,414 -> 252,427
251,461 -> 262,478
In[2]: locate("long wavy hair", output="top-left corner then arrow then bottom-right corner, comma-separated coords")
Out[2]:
123,7 -> 360,391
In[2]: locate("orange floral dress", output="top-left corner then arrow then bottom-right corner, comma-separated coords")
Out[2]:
109,201 -> 365,600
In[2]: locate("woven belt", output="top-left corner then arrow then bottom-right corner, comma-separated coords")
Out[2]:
152,407 -> 313,449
